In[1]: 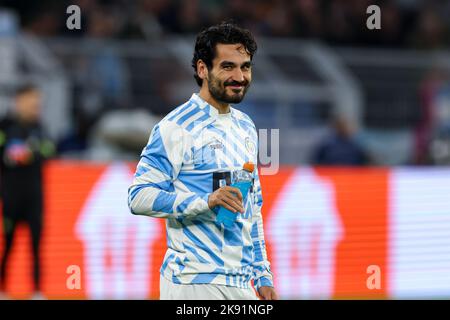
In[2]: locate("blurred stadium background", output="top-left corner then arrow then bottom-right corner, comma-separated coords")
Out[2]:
0,0 -> 450,299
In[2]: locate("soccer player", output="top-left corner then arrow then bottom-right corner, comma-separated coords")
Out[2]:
128,22 -> 277,300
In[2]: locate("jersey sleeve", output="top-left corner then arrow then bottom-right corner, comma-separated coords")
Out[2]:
251,165 -> 274,290
128,120 -> 210,219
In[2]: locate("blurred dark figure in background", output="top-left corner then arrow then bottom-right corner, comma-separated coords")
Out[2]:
311,116 -> 369,166
416,67 -> 450,165
0,84 -> 55,299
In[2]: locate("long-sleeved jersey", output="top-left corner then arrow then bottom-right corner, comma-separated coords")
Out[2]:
128,93 -> 273,290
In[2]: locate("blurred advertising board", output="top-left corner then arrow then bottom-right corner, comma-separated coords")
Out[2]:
0,162 -> 449,299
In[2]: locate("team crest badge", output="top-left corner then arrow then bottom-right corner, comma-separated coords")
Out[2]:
245,137 -> 256,155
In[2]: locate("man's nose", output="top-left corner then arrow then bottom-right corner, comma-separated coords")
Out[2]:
232,68 -> 245,83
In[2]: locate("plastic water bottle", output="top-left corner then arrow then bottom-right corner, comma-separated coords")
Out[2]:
216,162 -> 255,227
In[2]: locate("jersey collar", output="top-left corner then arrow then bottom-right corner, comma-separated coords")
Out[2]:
190,93 -> 235,119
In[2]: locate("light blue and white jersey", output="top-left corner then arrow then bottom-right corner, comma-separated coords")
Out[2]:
128,93 -> 273,290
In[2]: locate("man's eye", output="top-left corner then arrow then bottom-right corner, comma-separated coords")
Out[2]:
223,66 -> 233,70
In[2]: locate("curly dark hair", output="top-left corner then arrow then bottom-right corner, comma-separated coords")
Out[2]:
16,83 -> 39,96
192,22 -> 257,87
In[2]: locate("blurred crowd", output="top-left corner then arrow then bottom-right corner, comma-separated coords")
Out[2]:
1,0 -> 450,165
1,0 -> 450,49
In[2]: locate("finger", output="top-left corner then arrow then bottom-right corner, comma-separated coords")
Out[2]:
221,190 -> 244,209
217,199 -> 240,213
222,192 -> 245,212
223,186 -> 243,202
220,194 -> 244,213
270,290 -> 278,300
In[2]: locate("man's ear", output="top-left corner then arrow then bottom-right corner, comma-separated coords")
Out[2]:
197,60 -> 208,81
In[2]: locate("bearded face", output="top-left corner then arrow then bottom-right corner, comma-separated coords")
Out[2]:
205,43 -> 252,105
207,71 -> 250,104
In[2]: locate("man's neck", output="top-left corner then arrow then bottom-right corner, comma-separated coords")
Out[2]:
198,87 -> 230,114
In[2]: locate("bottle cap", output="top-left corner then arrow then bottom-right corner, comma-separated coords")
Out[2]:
243,162 -> 255,173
